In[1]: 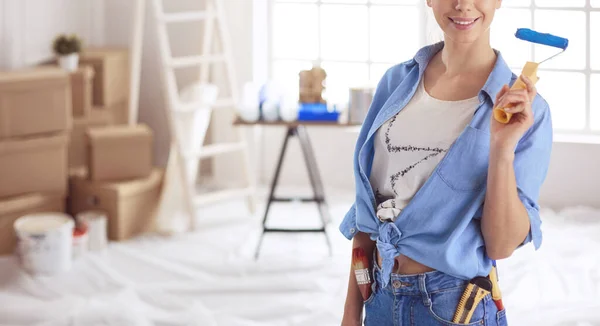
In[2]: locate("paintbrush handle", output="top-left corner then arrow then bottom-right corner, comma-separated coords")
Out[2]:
352,247 -> 373,302
493,61 -> 540,124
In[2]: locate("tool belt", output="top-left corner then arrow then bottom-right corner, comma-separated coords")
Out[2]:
452,263 -> 504,324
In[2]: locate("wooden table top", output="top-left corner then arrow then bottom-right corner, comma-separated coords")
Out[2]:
233,117 -> 361,128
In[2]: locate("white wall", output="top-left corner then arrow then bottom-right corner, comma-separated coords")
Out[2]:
541,142 -> 600,209
0,0 -> 104,70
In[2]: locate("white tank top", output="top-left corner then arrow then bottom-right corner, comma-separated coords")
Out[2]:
369,78 -> 481,222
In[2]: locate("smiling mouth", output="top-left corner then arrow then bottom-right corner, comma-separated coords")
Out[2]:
448,17 -> 481,26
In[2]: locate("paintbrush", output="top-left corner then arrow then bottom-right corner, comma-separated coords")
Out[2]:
352,247 -> 372,301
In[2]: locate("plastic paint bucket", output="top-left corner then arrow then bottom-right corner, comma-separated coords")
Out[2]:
14,213 -> 74,275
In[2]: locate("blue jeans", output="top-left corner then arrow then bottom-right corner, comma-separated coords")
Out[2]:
364,257 -> 508,326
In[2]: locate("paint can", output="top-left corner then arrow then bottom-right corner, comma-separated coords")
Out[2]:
14,213 -> 74,275
76,210 -> 108,252
348,87 -> 374,124
72,226 -> 89,258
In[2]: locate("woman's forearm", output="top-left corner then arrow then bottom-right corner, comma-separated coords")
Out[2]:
343,231 -> 376,322
481,147 -> 530,260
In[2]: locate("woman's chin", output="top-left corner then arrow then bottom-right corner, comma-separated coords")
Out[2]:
443,30 -> 486,45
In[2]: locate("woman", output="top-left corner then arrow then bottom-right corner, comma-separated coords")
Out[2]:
340,0 -> 552,325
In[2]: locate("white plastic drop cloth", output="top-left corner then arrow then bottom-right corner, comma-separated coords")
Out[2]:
0,197 -> 599,326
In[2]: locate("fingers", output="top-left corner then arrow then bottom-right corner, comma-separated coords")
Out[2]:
495,85 -> 510,103
497,90 -> 530,113
504,102 -> 526,115
521,74 -> 538,99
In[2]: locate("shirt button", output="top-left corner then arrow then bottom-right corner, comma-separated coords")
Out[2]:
350,228 -> 356,234
392,280 -> 402,289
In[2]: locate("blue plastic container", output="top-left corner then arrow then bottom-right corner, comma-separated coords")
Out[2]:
297,103 -> 340,122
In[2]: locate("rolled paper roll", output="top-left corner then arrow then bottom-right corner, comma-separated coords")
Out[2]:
493,61 -> 539,124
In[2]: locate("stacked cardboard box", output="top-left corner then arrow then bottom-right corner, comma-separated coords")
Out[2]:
67,48 -> 163,242
79,48 -> 130,125
0,47 -> 162,255
69,48 -> 130,171
69,124 -> 162,241
0,67 -> 71,255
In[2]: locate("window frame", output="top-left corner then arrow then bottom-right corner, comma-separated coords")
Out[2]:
260,0 -> 600,140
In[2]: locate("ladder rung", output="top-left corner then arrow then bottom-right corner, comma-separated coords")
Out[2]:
161,11 -> 211,23
170,55 -> 226,69
194,187 -> 254,206
192,143 -> 245,159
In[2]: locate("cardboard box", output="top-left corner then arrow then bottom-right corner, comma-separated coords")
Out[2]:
95,100 -> 129,125
79,48 -> 129,107
87,124 -> 153,182
69,109 -> 113,169
70,66 -> 95,117
0,67 -> 71,139
0,192 -> 66,255
0,133 -> 68,198
70,168 -> 163,241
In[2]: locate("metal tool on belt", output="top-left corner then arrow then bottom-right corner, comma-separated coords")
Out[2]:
452,277 -> 493,324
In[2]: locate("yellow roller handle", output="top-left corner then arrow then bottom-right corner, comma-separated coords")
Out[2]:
493,61 -> 540,124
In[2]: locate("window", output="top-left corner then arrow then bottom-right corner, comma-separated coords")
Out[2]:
268,0 -> 600,135
269,0 -> 424,105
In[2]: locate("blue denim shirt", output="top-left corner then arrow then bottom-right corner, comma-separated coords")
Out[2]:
339,42 -> 553,287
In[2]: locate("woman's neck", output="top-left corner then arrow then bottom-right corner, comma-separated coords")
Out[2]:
439,36 -> 497,77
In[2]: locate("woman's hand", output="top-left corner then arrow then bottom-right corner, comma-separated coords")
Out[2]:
490,75 -> 537,152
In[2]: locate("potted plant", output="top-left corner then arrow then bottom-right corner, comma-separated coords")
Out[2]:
52,34 -> 82,72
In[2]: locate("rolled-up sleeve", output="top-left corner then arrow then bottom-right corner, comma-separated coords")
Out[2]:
339,204 -> 358,240
514,97 -> 553,250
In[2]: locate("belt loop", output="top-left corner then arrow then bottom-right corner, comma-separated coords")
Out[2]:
419,274 -> 431,307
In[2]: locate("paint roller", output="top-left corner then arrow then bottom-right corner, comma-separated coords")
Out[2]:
493,28 -> 569,123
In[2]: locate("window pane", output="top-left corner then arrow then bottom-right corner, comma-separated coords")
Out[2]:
370,63 -> 394,86
534,0 -> 585,7
534,10 -> 585,70
323,0 -> 366,3
370,0 -> 418,4
592,13 -> 600,70
491,9 -> 532,67
321,62 -> 369,105
370,6 -> 420,63
276,0 -> 315,2
502,0 -> 531,7
272,60 -> 314,95
321,5 -> 369,61
593,0 -> 600,7
537,71 -> 586,130
591,74 -> 600,131
272,4 -> 318,60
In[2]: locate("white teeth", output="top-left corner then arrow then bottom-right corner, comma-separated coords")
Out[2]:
453,20 -> 475,25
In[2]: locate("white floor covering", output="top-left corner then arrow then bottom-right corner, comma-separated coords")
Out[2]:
0,191 -> 599,326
